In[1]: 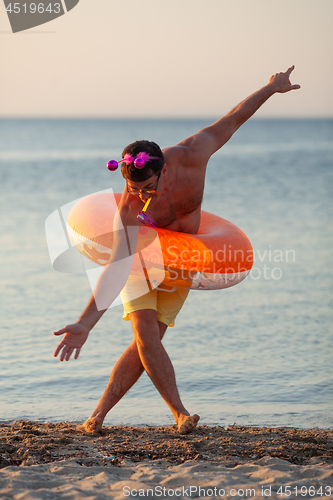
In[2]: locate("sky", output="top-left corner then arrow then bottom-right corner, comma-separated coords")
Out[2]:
0,0 -> 332,118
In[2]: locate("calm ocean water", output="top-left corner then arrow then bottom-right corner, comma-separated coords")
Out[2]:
0,118 -> 332,429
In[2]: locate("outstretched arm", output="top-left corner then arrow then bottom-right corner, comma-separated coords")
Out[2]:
53,242 -> 137,361
53,193 -> 140,361
177,66 -> 300,165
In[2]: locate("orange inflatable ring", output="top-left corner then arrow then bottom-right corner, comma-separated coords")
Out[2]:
66,191 -> 253,290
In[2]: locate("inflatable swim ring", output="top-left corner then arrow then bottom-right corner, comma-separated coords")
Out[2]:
63,190 -> 253,290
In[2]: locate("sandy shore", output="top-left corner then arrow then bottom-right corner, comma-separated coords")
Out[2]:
0,422 -> 332,499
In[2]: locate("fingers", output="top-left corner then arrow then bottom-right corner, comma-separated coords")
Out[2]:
59,345 -> 74,362
53,338 -> 72,361
286,65 -> 295,75
53,323 -> 87,361
54,340 -> 65,358
54,341 -> 81,361
59,346 -> 68,362
74,348 -> 81,360
53,327 -> 67,336
64,347 -> 74,362
285,65 -> 300,91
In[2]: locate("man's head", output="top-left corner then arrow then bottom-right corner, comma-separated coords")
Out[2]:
121,140 -> 164,182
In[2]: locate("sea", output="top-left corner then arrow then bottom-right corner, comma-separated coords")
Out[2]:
0,118 -> 332,430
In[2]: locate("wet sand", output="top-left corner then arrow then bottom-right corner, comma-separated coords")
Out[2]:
0,422 -> 332,499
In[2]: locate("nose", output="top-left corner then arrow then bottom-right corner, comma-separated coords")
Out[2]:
139,192 -> 150,202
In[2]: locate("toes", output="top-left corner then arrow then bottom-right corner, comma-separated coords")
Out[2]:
78,418 -> 103,435
193,414 -> 200,424
178,414 -> 200,434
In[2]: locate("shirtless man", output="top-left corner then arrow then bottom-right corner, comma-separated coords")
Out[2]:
53,66 -> 300,434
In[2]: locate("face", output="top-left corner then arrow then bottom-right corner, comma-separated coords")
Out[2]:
126,166 -> 166,204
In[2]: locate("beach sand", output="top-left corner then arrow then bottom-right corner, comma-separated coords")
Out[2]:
0,422 -> 332,499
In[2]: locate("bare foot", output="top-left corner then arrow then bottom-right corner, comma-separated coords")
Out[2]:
78,417 -> 103,435
177,414 -> 200,434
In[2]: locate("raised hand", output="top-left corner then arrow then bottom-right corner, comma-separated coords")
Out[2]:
53,322 -> 90,361
268,65 -> 301,93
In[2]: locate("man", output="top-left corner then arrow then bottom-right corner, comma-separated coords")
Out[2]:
53,66 -> 300,434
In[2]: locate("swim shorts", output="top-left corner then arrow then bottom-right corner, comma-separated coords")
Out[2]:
121,278 -> 190,327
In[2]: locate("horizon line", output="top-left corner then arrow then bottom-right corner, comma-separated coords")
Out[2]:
0,115 -> 332,121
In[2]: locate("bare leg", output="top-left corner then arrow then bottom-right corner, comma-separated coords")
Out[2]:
130,310 -> 199,434
81,309 -> 199,434
81,317 -> 167,434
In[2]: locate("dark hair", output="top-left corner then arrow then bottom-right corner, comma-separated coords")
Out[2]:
121,140 -> 164,181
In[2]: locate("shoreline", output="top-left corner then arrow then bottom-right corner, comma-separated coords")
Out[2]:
1,421 -> 332,468
1,422 -> 332,499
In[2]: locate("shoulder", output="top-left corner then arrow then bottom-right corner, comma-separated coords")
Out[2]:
163,145 -> 189,164
163,144 -> 205,170
163,130 -> 217,170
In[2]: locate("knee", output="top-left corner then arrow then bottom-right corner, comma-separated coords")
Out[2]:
129,311 -> 162,347
133,322 -> 161,351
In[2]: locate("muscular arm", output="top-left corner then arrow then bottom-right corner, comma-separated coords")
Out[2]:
176,66 -> 300,165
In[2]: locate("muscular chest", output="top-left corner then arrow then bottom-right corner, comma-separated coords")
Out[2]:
151,184 -> 203,232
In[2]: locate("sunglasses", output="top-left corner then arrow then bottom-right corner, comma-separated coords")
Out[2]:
127,171 -> 161,195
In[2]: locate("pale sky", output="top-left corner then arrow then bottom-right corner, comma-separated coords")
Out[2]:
0,0 -> 332,118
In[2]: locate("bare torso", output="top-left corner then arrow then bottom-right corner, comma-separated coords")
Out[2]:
149,165 -> 204,233
122,146 -> 208,235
